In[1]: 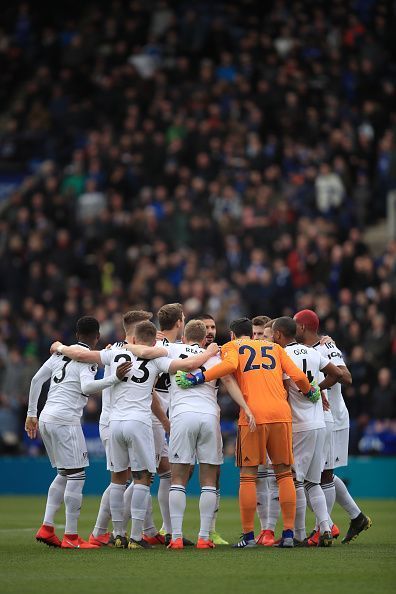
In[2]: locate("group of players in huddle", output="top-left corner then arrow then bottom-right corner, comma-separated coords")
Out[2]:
25,303 -> 372,550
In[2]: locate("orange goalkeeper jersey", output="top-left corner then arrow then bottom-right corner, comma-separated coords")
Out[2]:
203,338 -> 311,425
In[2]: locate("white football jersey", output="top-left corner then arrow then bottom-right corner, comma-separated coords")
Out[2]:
285,342 -> 328,433
39,344 -> 98,425
314,340 -> 349,430
168,343 -> 220,419
99,340 -> 126,428
100,346 -> 171,425
152,338 -> 172,426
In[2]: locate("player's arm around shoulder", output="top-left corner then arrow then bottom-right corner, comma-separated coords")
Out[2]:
50,341 -> 102,365
168,342 -> 220,374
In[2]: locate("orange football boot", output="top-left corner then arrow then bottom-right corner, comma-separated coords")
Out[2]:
167,537 -> 184,549
61,534 -> 100,549
142,532 -> 166,545
256,529 -> 275,546
36,524 -> 61,548
196,538 -> 215,549
88,532 -> 111,546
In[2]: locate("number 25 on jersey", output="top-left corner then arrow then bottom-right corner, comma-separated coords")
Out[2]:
239,345 -> 276,372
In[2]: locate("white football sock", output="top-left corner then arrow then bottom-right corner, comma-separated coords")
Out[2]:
143,493 -> 157,537
43,473 -> 67,526
199,487 -> 217,540
131,484 -> 150,541
305,482 -> 330,534
266,473 -> 280,531
334,475 -> 361,519
158,471 -> 172,534
169,484 -> 186,540
64,471 -> 85,535
256,470 -> 269,530
322,479 -> 336,518
294,481 -> 307,541
110,483 -> 126,536
92,484 -> 111,537
209,489 -> 220,532
122,481 -> 134,533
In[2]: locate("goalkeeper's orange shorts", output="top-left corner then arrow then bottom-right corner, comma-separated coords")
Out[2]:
236,422 -> 293,467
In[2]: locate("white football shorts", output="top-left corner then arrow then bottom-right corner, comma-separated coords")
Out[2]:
39,420 -> 89,469
292,427 -> 326,483
331,427 -> 349,469
99,423 -> 112,471
323,419 -> 334,471
109,419 -> 156,474
152,422 -> 169,467
169,412 -> 223,465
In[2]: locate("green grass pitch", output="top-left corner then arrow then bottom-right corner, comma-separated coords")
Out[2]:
1,496 -> 395,594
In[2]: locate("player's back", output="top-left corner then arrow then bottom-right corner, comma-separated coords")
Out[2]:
100,340 -> 126,428
223,338 -> 292,425
168,342 -> 220,418
285,342 -> 326,432
41,346 -> 95,424
101,346 -> 169,425
152,337 -> 172,425
314,340 -> 349,429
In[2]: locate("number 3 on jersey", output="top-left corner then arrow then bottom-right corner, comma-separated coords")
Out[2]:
239,345 -> 276,372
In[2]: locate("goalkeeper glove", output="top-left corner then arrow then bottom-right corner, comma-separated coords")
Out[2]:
304,379 -> 321,403
175,370 -> 205,389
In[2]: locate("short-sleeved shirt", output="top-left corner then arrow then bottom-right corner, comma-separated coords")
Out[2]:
39,344 -> 98,426
285,342 -> 328,433
314,340 -> 349,430
167,342 -> 220,419
100,347 -> 171,426
204,338 -> 310,426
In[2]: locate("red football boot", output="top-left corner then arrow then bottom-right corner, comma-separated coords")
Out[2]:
256,529 -> 275,546
61,534 -> 100,549
36,524 -> 61,548
142,532 -> 166,545
88,532 -> 111,546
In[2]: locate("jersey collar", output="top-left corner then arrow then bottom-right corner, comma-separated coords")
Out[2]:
312,340 -> 320,348
77,341 -> 90,349
190,343 -> 201,348
285,341 -> 298,347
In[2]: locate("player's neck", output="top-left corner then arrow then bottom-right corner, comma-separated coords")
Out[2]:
162,329 -> 178,342
76,337 -> 95,349
304,333 -> 320,347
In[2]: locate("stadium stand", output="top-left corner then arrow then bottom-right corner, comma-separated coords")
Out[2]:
0,0 -> 395,456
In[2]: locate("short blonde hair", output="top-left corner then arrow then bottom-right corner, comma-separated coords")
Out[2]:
184,319 -> 206,343
134,320 -> 157,345
123,310 -> 152,334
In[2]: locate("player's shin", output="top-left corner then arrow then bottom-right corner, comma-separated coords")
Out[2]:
131,484 -> 151,541
43,473 -> 67,527
256,471 -> 269,530
92,484 -> 111,538
199,487 -> 217,541
275,470 -> 296,531
239,473 -> 257,537
64,470 -> 85,535
267,472 -> 280,531
110,483 -> 126,536
305,482 -> 330,534
333,475 -> 361,519
158,471 -> 172,534
122,481 -> 134,533
169,484 -> 186,540
294,481 -> 307,541
142,493 -> 157,537
321,475 -> 336,516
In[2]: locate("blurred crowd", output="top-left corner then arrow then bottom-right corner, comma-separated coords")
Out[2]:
0,0 -> 395,456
